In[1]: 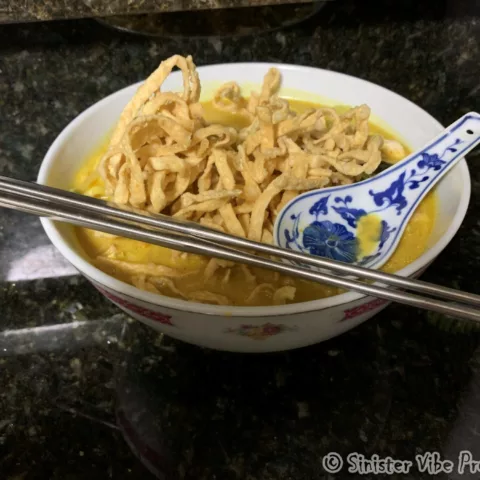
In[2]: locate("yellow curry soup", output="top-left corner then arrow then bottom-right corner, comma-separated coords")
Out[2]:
72,96 -> 436,306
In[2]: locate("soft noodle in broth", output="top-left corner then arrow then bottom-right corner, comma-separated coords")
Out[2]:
72,54 -> 437,307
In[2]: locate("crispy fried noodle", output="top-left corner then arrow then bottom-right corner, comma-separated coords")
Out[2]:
90,55 -> 405,306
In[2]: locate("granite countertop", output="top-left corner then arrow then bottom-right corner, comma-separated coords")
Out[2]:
0,0 -> 314,23
0,1 -> 479,478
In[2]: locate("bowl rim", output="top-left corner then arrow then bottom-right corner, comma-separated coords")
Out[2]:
38,62 -> 472,317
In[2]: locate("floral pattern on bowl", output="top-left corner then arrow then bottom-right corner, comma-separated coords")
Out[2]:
224,323 -> 298,341
341,298 -> 389,322
95,285 -> 175,326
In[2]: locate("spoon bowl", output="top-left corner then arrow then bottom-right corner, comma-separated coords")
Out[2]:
274,112 -> 480,269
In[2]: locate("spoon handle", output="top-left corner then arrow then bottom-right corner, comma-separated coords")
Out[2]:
372,112 -> 480,200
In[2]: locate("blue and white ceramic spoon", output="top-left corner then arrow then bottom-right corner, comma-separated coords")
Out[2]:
274,111 -> 480,270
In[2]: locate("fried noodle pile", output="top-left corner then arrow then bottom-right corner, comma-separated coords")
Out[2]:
92,55 -> 403,305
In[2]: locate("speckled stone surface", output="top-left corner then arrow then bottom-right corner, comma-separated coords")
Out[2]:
0,0 -> 480,478
0,0 -> 314,23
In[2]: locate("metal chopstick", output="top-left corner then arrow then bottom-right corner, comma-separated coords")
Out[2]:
0,175 -> 479,308
0,190 -> 479,322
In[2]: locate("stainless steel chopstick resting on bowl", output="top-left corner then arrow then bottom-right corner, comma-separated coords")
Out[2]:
1,176 -> 478,306
0,176 -> 479,322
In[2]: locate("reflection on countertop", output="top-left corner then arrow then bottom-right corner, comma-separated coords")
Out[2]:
0,0 -> 479,478
0,0 -> 316,23
0,314 -> 126,356
0,210 -> 77,281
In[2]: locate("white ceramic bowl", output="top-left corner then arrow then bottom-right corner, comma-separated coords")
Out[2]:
38,63 -> 471,353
